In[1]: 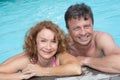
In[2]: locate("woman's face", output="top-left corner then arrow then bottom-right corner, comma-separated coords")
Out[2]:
36,28 -> 58,59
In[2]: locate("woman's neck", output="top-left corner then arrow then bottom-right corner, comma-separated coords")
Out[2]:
37,56 -> 54,67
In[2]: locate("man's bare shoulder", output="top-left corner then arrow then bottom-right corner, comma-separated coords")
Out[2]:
94,31 -> 114,48
94,31 -> 111,40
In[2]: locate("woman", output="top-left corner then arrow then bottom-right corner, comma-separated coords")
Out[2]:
0,21 -> 81,80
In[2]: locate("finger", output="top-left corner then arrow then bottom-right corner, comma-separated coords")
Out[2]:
24,73 -> 36,79
23,70 -> 32,75
27,63 -> 34,67
22,67 -> 29,73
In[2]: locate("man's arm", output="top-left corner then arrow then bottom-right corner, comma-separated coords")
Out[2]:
83,54 -> 120,73
79,32 -> 120,73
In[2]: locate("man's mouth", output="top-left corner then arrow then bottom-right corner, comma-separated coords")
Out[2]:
78,36 -> 88,42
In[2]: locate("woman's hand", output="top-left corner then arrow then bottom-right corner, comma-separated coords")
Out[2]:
6,72 -> 35,80
22,64 -> 43,76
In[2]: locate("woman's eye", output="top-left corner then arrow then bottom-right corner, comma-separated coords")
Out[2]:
52,40 -> 56,43
41,40 -> 46,42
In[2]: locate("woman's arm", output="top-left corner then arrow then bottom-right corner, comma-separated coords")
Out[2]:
0,72 -> 35,80
23,52 -> 81,76
52,52 -> 82,76
0,53 -> 34,80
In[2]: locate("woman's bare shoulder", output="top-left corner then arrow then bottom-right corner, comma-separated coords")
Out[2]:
56,52 -> 77,65
2,52 -> 30,65
0,53 -> 30,73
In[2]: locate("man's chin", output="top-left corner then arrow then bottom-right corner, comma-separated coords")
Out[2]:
78,40 -> 90,46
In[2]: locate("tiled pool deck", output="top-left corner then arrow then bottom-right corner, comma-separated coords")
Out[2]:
29,67 -> 120,80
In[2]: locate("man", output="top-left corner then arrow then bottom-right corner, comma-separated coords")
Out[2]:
65,3 -> 120,73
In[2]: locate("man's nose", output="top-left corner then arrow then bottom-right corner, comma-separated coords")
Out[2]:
80,28 -> 86,35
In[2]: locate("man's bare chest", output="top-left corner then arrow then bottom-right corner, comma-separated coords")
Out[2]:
68,45 -> 103,57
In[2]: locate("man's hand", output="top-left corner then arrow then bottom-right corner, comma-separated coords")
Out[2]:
76,56 -> 87,66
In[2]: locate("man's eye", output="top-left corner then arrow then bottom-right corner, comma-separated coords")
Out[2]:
84,25 -> 90,28
73,27 -> 80,31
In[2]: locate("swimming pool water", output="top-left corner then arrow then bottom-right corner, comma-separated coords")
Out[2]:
0,0 -> 120,63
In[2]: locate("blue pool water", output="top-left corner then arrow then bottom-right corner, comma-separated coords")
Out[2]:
0,0 -> 120,63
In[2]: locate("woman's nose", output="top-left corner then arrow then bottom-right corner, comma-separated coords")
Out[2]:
46,43 -> 51,50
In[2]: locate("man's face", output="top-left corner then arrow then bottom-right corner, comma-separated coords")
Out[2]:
68,17 -> 93,46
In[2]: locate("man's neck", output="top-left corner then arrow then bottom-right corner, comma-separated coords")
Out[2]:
74,39 -> 93,51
